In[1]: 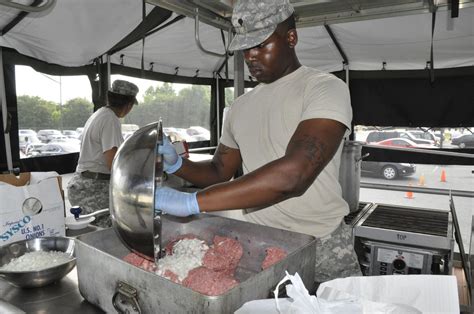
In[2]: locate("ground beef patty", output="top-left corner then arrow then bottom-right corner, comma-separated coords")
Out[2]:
203,236 -> 243,276
123,235 -> 244,296
182,267 -> 239,296
261,247 -> 287,270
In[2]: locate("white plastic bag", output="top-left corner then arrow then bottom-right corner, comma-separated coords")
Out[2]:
235,271 -> 363,314
274,271 -> 362,313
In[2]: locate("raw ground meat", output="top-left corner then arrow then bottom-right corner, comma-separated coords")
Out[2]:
261,247 -> 287,270
122,235 -> 244,296
182,267 -> 239,296
123,252 -> 145,266
123,252 -> 157,272
202,236 -> 243,275
163,269 -> 180,283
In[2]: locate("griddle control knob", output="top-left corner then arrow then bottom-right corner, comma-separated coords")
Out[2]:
393,258 -> 406,270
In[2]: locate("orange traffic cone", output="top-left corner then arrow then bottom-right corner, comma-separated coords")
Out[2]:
440,169 -> 447,183
405,184 -> 414,199
418,174 -> 425,186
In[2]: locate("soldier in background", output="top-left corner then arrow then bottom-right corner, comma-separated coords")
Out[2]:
67,80 -> 138,227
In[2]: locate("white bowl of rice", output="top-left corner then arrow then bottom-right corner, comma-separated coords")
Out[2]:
0,237 -> 75,288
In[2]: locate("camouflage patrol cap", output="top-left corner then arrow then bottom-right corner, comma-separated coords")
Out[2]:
228,0 -> 294,51
110,80 -> 139,104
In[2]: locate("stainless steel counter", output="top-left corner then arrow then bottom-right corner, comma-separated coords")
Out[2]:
0,226 -> 104,313
0,267 -> 103,313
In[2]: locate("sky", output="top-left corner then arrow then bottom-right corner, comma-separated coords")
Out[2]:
15,65 -> 190,104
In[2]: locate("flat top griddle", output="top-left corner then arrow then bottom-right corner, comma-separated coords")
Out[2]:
361,205 -> 449,237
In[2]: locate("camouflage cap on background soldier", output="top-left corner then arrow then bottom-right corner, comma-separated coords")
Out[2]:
228,0 -> 294,51
109,79 -> 139,104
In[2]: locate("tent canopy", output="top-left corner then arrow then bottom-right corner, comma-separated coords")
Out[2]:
0,0 -> 473,77
1,0 -> 474,171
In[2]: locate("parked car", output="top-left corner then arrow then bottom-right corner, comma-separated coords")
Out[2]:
163,127 -> 193,142
37,129 -> 62,142
366,130 -> 436,146
19,129 -> 37,137
375,138 -> 436,149
361,161 -> 416,180
48,134 -> 70,142
62,130 -> 80,139
28,142 -> 80,157
19,134 -> 41,153
404,130 -> 438,146
186,126 -> 210,141
25,143 -> 46,156
451,134 -> 474,148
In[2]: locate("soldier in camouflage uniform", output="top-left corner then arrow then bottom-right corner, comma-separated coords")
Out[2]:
154,0 -> 362,285
67,175 -> 111,227
67,80 -> 138,228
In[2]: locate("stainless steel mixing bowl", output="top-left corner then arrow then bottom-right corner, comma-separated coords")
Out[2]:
0,237 -> 76,288
110,122 -> 160,257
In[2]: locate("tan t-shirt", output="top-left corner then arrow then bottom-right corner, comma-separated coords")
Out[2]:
220,66 -> 352,237
76,107 -> 124,174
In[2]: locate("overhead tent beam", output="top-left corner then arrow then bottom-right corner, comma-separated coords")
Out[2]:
107,7 -> 173,56
324,24 -> 349,66
1,0 -> 43,36
147,0 -> 232,30
294,0 -> 474,27
143,14 -> 186,40
0,0 -> 55,13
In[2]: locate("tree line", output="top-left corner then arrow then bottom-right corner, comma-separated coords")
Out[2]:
17,83 -> 230,131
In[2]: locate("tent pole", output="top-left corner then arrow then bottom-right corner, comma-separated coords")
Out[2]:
106,54 -> 111,89
345,63 -> 349,87
215,73 -> 221,142
0,47 -> 13,171
233,51 -> 245,99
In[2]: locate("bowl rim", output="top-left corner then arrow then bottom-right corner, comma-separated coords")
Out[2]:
0,236 -> 76,274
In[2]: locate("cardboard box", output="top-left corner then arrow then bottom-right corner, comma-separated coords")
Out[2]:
0,172 -> 64,199
0,172 -> 66,246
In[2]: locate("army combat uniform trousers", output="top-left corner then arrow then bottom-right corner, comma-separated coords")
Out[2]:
67,173 -> 112,228
314,222 -> 362,284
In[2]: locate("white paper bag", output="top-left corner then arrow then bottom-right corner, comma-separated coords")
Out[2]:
0,176 -> 65,246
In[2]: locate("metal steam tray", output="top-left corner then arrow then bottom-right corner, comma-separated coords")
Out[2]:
75,214 -> 316,313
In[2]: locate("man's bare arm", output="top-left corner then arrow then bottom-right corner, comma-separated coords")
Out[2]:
174,143 -> 242,188
196,118 -> 346,212
103,147 -> 118,171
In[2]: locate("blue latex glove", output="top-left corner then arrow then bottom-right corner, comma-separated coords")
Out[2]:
154,187 -> 200,217
157,136 -> 182,174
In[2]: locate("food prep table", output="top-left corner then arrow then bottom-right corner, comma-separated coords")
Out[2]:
1,216 -> 317,313
0,227 -> 103,313
0,267 -> 103,313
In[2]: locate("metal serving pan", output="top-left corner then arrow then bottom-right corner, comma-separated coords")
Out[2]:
75,214 -> 316,313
